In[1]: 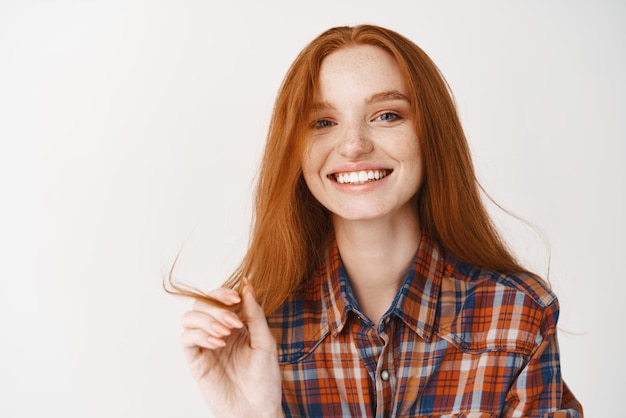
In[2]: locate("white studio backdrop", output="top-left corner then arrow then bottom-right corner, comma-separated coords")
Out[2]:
0,1 -> 623,416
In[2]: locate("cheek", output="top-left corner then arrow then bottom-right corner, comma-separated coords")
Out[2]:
301,169 -> 318,194
406,135 -> 422,165
300,147 -> 333,208
301,142 -> 326,181
300,160 -> 323,201
391,134 -> 421,164
300,154 -> 316,184
401,140 -> 423,185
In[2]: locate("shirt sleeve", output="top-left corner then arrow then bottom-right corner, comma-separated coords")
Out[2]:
501,299 -> 583,417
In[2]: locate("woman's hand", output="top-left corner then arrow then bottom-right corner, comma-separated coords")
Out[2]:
180,280 -> 283,418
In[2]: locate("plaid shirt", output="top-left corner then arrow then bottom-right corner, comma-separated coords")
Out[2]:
267,235 -> 583,417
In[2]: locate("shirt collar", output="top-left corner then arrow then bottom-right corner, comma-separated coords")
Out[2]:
322,234 -> 449,342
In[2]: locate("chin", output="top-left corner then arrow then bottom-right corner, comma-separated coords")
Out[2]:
331,207 -> 389,222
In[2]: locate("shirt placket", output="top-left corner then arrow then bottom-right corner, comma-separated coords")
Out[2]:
374,316 -> 396,418
352,313 -> 396,417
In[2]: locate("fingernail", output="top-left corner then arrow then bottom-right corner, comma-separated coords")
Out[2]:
208,336 -> 226,348
211,321 -> 231,336
223,311 -> 243,328
226,292 -> 241,304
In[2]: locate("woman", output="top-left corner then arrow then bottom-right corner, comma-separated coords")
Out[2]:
172,25 -> 583,417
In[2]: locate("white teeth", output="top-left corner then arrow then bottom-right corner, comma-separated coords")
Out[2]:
335,170 -> 389,184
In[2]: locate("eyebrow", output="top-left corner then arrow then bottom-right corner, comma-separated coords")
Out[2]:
309,101 -> 335,113
366,90 -> 410,104
310,90 -> 410,112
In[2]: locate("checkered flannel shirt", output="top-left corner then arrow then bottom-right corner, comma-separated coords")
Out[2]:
267,235 -> 582,417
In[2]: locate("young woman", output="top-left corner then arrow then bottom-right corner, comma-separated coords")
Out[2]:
173,24 -> 583,417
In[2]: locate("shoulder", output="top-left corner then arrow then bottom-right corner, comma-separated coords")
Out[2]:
435,256 -> 560,355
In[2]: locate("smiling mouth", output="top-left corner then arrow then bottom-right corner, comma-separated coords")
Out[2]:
331,169 -> 392,185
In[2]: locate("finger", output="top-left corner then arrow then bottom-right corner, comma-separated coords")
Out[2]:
192,288 -> 241,311
181,328 -> 226,350
240,279 -> 275,350
206,287 -> 242,304
189,288 -> 244,329
182,310 -> 242,337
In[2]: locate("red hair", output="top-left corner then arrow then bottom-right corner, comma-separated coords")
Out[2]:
168,24 -> 525,315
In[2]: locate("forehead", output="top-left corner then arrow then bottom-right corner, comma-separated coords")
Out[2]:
316,45 -> 406,98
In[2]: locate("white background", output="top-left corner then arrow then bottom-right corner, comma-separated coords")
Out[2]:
0,1 -> 623,416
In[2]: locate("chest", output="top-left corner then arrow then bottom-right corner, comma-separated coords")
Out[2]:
278,319 -> 526,417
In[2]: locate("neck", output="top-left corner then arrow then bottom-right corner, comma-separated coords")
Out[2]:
333,208 -> 421,325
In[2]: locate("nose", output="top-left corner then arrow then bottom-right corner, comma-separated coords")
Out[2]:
336,122 -> 373,158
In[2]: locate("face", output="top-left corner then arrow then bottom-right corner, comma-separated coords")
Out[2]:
301,45 -> 423,224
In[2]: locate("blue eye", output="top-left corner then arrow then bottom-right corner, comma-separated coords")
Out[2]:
378,112 -> 401,121
315,119 -> 335,128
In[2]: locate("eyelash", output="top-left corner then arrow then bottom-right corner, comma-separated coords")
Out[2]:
376,112 -> 402,122
311,112 -> 403,129
314,119 -> 335,129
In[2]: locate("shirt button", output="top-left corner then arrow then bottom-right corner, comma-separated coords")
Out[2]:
381,370 -> 390,381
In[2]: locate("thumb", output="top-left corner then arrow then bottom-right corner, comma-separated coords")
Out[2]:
241,279 -> 275,350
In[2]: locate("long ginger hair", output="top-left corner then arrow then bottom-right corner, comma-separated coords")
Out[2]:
168,24 -> 526,315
